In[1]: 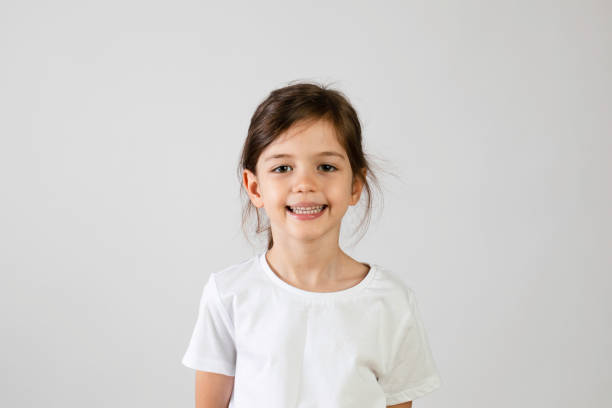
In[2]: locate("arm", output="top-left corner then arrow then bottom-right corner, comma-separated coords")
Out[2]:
195,370 -> 235,408
388,402 -> 412,408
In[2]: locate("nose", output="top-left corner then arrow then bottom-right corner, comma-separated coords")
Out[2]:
292,167 -> 318,193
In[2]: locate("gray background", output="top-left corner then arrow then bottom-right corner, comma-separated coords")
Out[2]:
1,1 -> 610,407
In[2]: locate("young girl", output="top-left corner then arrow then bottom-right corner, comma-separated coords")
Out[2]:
181,82 -> 442,407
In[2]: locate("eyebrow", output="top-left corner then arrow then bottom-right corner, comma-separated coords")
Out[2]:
264,151 -> 345,162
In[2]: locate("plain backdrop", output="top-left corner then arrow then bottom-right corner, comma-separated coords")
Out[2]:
1,1 -> 610,407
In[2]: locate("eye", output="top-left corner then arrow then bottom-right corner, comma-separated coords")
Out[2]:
272,165 -> 291,173
271,164 -> 338,173
320,164 -> 338,172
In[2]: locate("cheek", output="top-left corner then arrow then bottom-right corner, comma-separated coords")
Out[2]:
268,192 -> 287,207
329,184 -> 352,201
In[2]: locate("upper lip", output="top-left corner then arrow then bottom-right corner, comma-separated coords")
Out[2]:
288,202 -> 327,207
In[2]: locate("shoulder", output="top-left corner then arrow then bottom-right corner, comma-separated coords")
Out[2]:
203,253 -> 268,316
204,254 -> 262,296
209,255 -> 256,286
369,262 -> 417,303
366,263 -> 426,327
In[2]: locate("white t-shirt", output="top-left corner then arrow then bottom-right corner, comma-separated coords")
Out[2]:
182,251 -> 442,407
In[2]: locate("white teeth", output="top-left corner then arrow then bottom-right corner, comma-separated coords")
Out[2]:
290,205 -> 325,214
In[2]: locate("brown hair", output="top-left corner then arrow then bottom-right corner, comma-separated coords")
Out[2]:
236,80 -> 386,250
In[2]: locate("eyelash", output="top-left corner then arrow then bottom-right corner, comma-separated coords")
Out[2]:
271,164 -> 338,173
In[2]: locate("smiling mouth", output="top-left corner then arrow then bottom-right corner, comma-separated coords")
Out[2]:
285,205 -> 328,213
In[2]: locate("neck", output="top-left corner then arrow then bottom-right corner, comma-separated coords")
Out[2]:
265,244 -> 348,288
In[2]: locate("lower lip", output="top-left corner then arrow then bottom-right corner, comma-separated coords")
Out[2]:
286,206 -> 327,220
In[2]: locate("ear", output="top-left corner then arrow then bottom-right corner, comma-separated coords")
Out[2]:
350,168 -> 367,205
243,169 -> 264,208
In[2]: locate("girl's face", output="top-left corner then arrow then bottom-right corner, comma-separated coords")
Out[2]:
243,118 -> 365,246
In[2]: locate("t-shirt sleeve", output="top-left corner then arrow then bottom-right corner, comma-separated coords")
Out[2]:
378,287 -> 442,405
181,273 -> 236,376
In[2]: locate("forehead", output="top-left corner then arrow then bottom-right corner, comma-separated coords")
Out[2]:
263,119 -> 345,157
